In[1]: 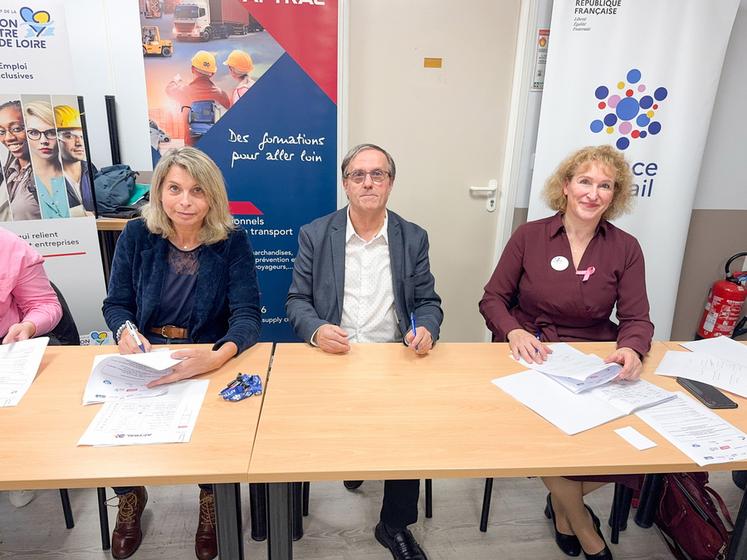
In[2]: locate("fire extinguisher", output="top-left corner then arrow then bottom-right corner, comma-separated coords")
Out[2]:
696,252 -> 747,339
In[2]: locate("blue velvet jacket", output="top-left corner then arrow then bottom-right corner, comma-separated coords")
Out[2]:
102,219 -> 261,353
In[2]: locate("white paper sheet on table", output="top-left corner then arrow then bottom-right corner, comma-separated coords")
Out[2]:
516,342 -> 621,391
493,370 -> 674,435
0,337 -> 49,407
655,350 -> 747,398
78,379 -> 209,446
680,337 -> 747,365
82,349 -> 182,405
637,392 -> 747,466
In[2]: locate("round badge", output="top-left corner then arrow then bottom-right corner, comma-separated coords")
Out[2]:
551,256 -> 569,271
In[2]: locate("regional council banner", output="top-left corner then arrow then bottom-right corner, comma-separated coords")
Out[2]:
140,0 -> 339,341
527,0 -> 739,339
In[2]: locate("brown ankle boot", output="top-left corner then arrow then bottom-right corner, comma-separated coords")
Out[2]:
111,487 -> 148,559
195,489 -> 218,560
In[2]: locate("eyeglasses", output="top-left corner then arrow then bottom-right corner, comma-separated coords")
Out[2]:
26,128 -> 57,140
58,130 -> 84,141
345,169 -> 390,185
0,125 -> 24,137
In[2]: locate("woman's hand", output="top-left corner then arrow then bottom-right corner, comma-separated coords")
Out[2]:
147,343 -> 238,387
605,346 -> 643,381
507,328 -> 551,363
2,321 -> 36,344
117,327 -> 152,354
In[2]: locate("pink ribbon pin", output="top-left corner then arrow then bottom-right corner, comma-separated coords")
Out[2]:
576,266 -> 596,282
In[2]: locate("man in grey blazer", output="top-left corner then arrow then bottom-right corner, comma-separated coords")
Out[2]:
286,143 -> 442,560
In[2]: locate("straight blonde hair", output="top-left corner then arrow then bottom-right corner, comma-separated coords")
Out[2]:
142,146 -> 234,244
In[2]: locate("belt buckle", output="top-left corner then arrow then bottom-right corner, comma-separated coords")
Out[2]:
160,326 -> 168,338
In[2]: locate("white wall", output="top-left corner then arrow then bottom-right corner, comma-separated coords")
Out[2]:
65,0 -> 151,171
693,0 -> 747,210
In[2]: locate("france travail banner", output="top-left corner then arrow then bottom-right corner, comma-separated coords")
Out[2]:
527,0 -> 740,339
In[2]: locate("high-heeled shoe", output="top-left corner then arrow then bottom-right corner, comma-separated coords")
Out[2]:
582,504 -> 613,560
544,493 -> 581,557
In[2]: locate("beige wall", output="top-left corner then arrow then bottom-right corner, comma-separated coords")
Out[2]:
671,210 -> 747,340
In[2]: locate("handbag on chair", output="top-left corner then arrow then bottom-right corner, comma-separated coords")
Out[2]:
655,472 -> 733,560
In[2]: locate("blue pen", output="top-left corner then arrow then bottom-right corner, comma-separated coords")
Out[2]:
410,312 -> 418,349
535,329 -> 541,355
125,320 -> 147,353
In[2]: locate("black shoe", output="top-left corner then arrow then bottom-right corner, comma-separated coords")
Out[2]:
583,505 -> 613,560
343,480 -> 363,490
374,522 -> 428,560
544,494 -> 581,557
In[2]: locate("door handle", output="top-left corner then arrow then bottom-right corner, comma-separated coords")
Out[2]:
469,179 -> 498,212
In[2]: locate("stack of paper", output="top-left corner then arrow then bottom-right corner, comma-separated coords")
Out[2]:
517,342 -> 622,393
78,380 -> 209,446
493,371 -> 675,435
0,337 -> 49,407
656,337 -> 747,397
82,349 -> 182,405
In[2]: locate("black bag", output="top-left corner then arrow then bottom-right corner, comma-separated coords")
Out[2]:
93,164 -> 138,216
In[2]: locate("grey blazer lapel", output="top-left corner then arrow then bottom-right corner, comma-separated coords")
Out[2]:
330,210 -> 347,316
388,215 -> 405,316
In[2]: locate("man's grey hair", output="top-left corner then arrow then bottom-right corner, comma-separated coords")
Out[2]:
340,143 -> 396,181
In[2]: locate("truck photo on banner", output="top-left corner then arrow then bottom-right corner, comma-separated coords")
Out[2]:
140,0 -> 339,341
527,0 -> 739,339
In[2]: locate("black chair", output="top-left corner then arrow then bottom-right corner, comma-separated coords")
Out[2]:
479,478 -> 635,541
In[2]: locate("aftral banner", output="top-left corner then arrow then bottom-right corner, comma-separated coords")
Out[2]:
527,0 -> 739,339
140,0 -> 338,341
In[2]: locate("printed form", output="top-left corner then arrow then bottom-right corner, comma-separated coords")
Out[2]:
0,337 -> 49,407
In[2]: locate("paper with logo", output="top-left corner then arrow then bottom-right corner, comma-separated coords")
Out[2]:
655,350 -> 747,398
516,342 -> 621,391
680,337 -> 747,366
82,349 -> 182,405
636,392 -> 747,466
78,380 -> 209,447
493,370 -> 674,435
0,337 -> 49,407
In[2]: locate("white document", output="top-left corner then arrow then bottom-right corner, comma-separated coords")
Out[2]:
0,337 -> 49,407
614,427 -> 657,450
637,392 -> 747,466
493,370 -> 674,435
517,342 -> 622,387
78,379 -> 209,446
680,337 -> 747,365
82,349 -> 182,405
656,350 -> 747,398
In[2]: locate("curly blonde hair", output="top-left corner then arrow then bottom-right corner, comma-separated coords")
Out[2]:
543,145 -> 634,221
142,146 -> 234,244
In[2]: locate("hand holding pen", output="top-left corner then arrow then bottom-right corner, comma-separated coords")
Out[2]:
118,321 -> 152,354
405,312 -> 433,355
506,328 -> 551,363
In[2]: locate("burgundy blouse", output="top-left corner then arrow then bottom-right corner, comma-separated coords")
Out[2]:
479,213 -> 653,357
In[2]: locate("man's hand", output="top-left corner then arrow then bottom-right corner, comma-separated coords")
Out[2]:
2,321 -> 36,344
405,326 -> 433,355
117,327 -> 152,354
315,324 -> 350,354
605,347 -> 643,381
506,328 -> 551,363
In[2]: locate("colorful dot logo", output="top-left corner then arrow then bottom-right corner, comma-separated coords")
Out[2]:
589,69 -> 667,150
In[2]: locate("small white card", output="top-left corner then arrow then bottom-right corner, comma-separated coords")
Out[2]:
614,426 -> 657,450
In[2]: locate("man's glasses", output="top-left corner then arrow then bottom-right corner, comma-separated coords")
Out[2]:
0,125 -> 25,137
58,131 -> 84,141
345,169 -> 390,185
26,128 -> 57,140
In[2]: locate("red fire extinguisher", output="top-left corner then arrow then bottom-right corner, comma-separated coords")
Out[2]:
696,252 -> 747,339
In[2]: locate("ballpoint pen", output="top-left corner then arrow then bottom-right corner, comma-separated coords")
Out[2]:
125,320 -> 146,353
410,312 -> 418,350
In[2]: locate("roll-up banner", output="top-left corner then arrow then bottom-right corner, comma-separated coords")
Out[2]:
527,0 -> 740,339
141,0 -> 339,341
0,1 -> 108,343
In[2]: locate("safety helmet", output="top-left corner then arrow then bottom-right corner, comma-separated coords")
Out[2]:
223,49 -> 254,74
191,50 -> 217,74
54,105 -> 82,129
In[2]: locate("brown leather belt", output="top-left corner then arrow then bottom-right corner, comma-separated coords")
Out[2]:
150,325 -> 189,339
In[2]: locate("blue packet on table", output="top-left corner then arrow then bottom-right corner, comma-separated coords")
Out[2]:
219,373 -> 262,401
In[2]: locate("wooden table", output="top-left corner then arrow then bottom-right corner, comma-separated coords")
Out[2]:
250,341 -> 747,559
0,343 -> 273,559
95,218 -> 131,232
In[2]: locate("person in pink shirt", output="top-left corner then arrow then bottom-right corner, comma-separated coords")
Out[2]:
0,227 -> 62,343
